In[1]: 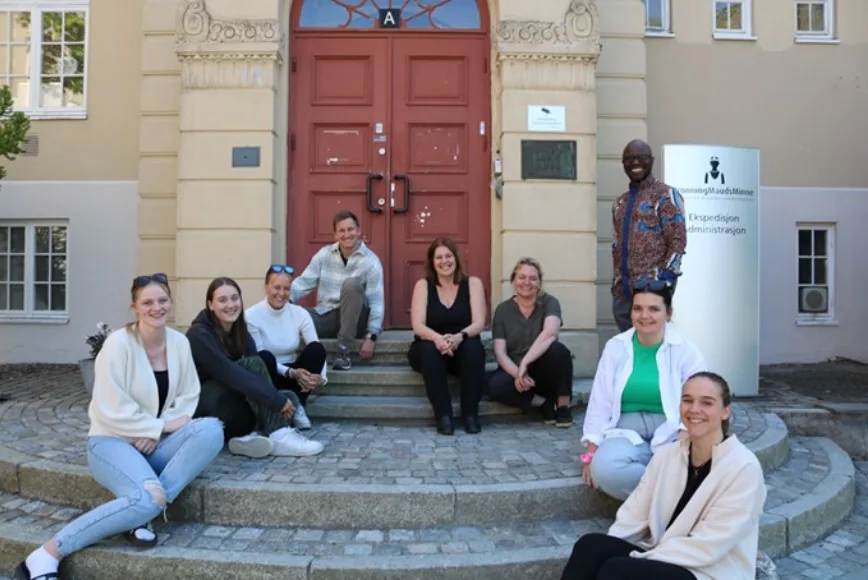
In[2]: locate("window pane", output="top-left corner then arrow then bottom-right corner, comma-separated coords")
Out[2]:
798,258 -> 812,284
814,258 -> 827,284
51,227 -> 67,253
10,227 -> 24,252
813,229 -> 827,256
0,228 -> 6,252
715,2 -> 729,29
646,0 -> 664,29
63,76 -> 84,106
64,12 -> 86,42
0,283 -> 6,309
50,284 -> 66,311
35,227 -> 49,252
811,3 -> 825,32
0,256 -> 6,280
52,256 -> 66,282
11,12 -> 29,42
42,12 -> 63,42
34,283 -> 48,310
798,229 -> 812,256
9,283 -> 23,310
9,255 -> 24,281
796,4 -> 810,31
10,45 -> 29,75
35,255 -> 49,281
10,77 -> 29,107
730,2 -> 742,30
40,76 -> 62,106
299,0 -> 481,29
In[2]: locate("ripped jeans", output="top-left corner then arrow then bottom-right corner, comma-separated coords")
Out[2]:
53,417 -> 224,557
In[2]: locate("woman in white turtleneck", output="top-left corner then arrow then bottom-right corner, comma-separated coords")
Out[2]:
245,265 -> 328,430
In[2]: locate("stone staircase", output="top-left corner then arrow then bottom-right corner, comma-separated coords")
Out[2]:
306,331 -> 593,420
0,366 -> 858,579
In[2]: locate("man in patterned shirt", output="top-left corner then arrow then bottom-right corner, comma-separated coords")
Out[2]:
291,210 -> 385,370
611,139 -> 687,332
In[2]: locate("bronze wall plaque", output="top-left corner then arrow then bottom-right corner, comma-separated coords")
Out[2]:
520,140 -> 577,181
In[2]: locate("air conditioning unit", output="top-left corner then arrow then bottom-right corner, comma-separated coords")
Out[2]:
800,286 -> 829,313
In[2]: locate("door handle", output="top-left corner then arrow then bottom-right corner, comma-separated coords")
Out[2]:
393,174 -> 410,214
366,173 -> 384,213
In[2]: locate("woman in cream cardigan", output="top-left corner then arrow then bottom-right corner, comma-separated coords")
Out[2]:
561,371 -> 767,580
581,284 -> 706,500
14,274 -> 224,580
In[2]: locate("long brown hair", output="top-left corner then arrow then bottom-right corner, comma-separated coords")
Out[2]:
423,237 -> 467,285
205,277 -> 250,359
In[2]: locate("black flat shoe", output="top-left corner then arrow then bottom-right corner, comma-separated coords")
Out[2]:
436,416 -> 454,436
463,416 -> 481,434
14,561 -> 58,580
124,522 -> 158,548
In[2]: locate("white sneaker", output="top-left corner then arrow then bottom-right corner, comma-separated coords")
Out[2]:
293,404 -> 313,430
269,427 -> 324,457
228,433 -> 273,458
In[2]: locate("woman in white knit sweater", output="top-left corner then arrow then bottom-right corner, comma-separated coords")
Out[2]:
14,274 -> 224,580
561,371 -> 766,580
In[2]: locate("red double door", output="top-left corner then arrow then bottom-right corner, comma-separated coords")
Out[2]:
288,34 -> 491,328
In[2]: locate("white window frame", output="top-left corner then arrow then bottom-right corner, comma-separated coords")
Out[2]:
796,223 -> 835,325
712,0 -> 755,40
0,221 -> 69,322
794,0 -> 836,43
0,0 -> 90,120
644,0 -> 673,37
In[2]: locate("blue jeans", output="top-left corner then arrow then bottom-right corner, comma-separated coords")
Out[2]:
589,412 -> 666,500
53,417 -> 223,557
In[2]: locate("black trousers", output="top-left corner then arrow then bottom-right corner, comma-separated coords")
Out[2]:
487,341 -> 573,410
560,533 -> 695,580
407,337 -> 486,419
259,342 -> 327,405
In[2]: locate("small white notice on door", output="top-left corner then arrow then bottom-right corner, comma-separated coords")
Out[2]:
527,105 -> 566,132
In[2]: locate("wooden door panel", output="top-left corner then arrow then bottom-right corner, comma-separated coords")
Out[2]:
389,37 -> 490,327
289,37 -> 390,309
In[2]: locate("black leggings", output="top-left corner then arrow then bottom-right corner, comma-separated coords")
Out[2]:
560,533 -> 695,580
487,341 -> 573,410
259,342 -> 327,405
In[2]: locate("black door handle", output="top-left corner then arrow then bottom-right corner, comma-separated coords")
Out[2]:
366,173 -> 383,213
393,174 -> 410,214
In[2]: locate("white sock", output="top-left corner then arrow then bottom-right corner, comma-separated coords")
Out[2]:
133,525 -> 156,542
25,546 -> 59,577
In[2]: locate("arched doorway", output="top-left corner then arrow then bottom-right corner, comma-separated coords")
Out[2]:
287,0 -> 492,328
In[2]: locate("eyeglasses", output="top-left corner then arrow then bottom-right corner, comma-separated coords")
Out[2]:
269,265 -> 295,276
622,154 -> 652,164
133,273 -> 168,288
633,279 -> 670,291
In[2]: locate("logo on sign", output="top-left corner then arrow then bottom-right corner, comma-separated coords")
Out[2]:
379,8 -> 401,28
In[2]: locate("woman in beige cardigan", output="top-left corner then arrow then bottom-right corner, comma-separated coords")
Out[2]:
561,371 -> 766,580
14,274 -> 224,580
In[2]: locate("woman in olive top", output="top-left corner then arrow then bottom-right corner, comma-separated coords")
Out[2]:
581,284 -> 706,500
488,257 -> 574,427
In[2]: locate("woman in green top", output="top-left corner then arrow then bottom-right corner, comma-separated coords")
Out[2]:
580,284 -> 706,500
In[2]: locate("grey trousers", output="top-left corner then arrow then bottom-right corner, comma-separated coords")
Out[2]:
308,277 -> 370,350
589,412 -> 667,501
611,295 -> 633,333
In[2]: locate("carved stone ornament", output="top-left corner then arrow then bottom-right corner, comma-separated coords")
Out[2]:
177,0 -> 282,46
497,0 -> 600,52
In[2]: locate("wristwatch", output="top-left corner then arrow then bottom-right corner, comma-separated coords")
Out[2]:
460,331 -> 469,340
369,333 -> 378,342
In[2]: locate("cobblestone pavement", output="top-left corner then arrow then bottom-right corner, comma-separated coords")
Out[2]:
0,367 -> 769,485
774,461 -> 868,579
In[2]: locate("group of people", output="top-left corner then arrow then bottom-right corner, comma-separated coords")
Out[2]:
14,142 -> 767,580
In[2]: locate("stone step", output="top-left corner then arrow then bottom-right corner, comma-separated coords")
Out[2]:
0,406 -> 789,530
321,366 -> 593,397
0,436 -> 852,579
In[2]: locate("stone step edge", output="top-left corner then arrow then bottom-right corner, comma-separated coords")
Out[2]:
0,414 -> 789,530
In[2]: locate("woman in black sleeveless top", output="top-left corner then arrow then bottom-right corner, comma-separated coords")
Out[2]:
408,238 -> 487,435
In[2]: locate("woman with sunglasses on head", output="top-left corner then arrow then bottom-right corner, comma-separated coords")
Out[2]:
562,372 -> 766,580
14,274 -> 224,580
245,265 -> 329,431
581,282 -> 706,501
188,277 -> 324,458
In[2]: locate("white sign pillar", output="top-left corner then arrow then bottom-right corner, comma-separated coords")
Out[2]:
662,145 -> 761,397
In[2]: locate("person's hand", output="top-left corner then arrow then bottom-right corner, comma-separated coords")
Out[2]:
359,336 -> 376,360
132,438 -> 158,455
582,463 -> 596,488
300,371 -> 321,392
280,398 -> 296,420
434,335 -> 453,356
162,415 -> 191,434
446,333 -> 464,351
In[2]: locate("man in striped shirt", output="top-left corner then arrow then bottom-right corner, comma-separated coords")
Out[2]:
290,210 -> 385,370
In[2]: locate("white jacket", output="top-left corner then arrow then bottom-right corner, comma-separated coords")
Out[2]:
609,436 -> 766,580
582,324 -> 706,451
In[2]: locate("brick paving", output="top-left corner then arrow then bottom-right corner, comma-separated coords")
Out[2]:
0,367 -> 770,486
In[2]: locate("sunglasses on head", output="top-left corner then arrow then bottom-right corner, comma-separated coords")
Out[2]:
633,279 -> 670,291
133,273 -> 168,288
269,265 -> 295,276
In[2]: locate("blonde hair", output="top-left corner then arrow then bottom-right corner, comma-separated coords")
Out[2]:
510,257 -> 543,283
125,275 -> 172,335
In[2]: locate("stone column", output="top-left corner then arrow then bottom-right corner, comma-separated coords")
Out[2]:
173,0 -> 284,327
495,0 -> 601,376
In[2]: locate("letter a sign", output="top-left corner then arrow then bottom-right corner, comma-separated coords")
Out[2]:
379,8 -> 401,28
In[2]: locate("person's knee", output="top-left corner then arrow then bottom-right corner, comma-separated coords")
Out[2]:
590,456 -> 641,501
414,339 -> 441,360
340,277 -> 364,296
189,417 -> 226,454
245,355 -> 269,375
547,341 -> 572,363
304,341 -> 327,360
598,557 -> 633,578
142,479 -> 167,511
257,350 -> 277,368
487,373 -> 513,400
